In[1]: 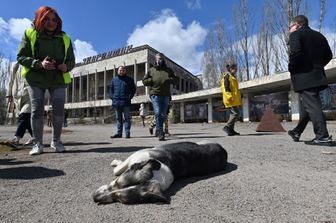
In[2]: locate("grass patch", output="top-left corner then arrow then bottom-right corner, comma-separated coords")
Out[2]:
0,144 -> 13,154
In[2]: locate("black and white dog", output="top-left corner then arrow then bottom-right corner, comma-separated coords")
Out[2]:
93,141 -> 228,204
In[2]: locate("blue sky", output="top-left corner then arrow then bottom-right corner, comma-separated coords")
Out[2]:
1,0 -> 336,74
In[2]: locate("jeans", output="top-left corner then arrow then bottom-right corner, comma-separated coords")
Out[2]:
150,95 -> 170,135
28,86 -> 65,144
114,106 -> 131,136
226,106 -> 240,130
15,113 -> 33,138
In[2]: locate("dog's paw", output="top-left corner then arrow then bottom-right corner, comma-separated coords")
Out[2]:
111,159 -> 122,167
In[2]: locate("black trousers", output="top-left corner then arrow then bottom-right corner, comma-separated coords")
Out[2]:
293,89 -> 329,139
15,113 -> 33,138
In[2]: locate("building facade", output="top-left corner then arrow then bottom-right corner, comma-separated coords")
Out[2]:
65,44 -> 202,122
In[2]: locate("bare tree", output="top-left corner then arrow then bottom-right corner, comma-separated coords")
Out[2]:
201,51 -> 217,89
332,16 -> 336,56
0,54 -> 11,124
266,0 -> 307,72
233,0 -> 254,81
253,0 -> 275,77
319,0 -> 327,33
202,19 -> 237,88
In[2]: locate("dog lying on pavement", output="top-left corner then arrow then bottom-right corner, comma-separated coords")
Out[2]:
93,141 -> 228,204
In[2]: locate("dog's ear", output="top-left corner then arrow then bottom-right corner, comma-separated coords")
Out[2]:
145,159 -> 161,170
142,181 -> 168,203
143,191 -> 168,203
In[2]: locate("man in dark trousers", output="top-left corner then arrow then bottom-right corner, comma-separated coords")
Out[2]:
109,66 -> 136,139
287,15 -> 333,145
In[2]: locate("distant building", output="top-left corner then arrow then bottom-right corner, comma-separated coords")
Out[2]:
64,44 -> 202,122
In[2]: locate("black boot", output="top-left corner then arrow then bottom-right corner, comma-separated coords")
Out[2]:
223,126 -> 235,136
158,133 -> 165,141
232,129 -> 240,135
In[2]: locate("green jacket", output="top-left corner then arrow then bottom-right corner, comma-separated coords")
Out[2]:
17,28 -> 75,89
142,65 -> 178,96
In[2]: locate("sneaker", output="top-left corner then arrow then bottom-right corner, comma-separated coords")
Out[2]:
50,140 -> 65,153
29,143 -> 44,155
8,137 -> 20,150
24,138 -> 36,146
110,134 -> 122,138
305,135 -> 332,145
149,128 -> 153,135
125,134 -> 130,139
158,133 -> 165,141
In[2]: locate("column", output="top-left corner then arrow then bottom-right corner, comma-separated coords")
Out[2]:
65,87 -> 68,103
134,59 -> 137,84
104,67 -> 107,99
86,71 -> 89,101
145,62 -> 149,95
289,89 -> 299,121
242,93 -> 249,122
72,76 -> 75,102
207,97 -> 213,123
179,78 -> 182,94
79,72 -> 82,102
94,69 -> 98,100
103,107 -> 107,124
180,102 -> 185,123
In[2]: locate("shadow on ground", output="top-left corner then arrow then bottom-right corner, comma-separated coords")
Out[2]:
64,146 -> 149,154
64,142 -> 111,146
0,158 -> 33,166
166,162 -> 238,201
168,135 -> 224,140
239,133 -> 282,136
0,166 -> 65,180
302,140 -> 336,147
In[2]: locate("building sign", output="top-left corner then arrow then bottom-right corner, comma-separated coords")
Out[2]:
80,45 -> 133,65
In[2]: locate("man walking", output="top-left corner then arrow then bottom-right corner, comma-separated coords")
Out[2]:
287,15 -> 333,145
143,53 -> 178,141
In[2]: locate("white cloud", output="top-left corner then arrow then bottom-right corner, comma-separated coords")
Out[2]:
0,17 -> 8,36
73,39 -> 97,63
8,18 -> 31,41
127,9 -> 207,74
0,16 -> 98,64
0,17 -> 9,44
0,17 -> 31,58
185,0 -> 202,10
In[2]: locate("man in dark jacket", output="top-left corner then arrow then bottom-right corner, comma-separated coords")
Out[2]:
143,53 -> 178,141
287,15 -> 333,145
109,66 -> 136,138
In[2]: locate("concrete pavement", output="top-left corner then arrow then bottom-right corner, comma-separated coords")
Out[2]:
0,121 -> 335,222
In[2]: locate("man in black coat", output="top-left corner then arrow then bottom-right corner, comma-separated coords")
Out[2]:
287,15 -> 333,145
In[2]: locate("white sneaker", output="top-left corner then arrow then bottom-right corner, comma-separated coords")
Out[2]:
29,143 -> 44,155
24,138 -> 36,146
50,140 -> 65,153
